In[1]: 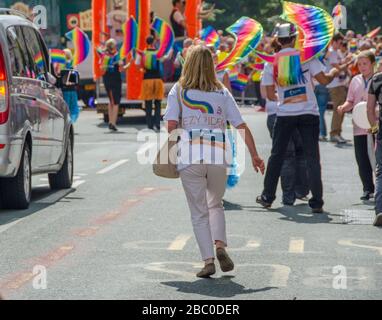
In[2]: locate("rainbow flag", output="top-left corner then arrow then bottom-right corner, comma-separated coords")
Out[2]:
50,49 -> 66,65
230,73 -> 249,92
33,52 -> 44,69
216,17 -> 263,72
282,1 -> 334,63
151,17 -> 175,59
255,51 -> 276,64
120,16 -> 138,59
366,27 -> 381,39
274,50 -> 305,87
201,26 -> 220,50
65,27 -> 90,66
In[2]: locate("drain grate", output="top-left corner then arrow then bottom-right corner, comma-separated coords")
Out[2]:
341,209 -> 375,225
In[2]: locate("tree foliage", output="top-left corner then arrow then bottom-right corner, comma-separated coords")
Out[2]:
209,0 -> 382,36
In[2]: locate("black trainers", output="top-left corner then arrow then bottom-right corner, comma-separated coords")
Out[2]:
109,124 -> 118,132
373,213 -> 382,227
312,207 -> 324,214
256,196 -> 272,208
361,192 -> 374,201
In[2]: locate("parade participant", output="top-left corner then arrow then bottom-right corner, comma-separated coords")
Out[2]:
261,39 -> 309,206
314,49 -> 331,141
164,45 -> 264,277
338,50 -> 376,201
367,67 -> 382,226
327,33 -> 351,144
136,36 -> 166,131
61,49 -> 80,123
256,23 -> 340,213
101,39 -> 124,132
170,0 -> 186,39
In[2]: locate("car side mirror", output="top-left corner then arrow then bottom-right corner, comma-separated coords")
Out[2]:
46,72 -> 57,85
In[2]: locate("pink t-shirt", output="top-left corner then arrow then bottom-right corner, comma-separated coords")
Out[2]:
346,74 -> 372,136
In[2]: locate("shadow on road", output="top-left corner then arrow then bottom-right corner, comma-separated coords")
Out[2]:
0,186 -> 76,227
161,276 -> 277,298
269,204 -> 333,224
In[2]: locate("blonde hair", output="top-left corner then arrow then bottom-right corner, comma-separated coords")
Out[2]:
106,38 -> 117,51
179,45 -> 223,92
63,48 -> 73,61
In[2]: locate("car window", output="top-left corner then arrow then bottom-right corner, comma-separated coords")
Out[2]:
13,26 -> 36,79
6,26 -> 31,78
21,26 -> 48,80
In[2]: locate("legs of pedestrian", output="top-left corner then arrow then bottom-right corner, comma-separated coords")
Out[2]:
154,99 -> 162,130
145,100 -> 153,129
258,116 -> 296,206
373,139 -> 382,226
329,86 -> 347,143
280,138 -> 297,205
296,115 -> 324,212
354,135 -> 375,200
315,85 -> 329,141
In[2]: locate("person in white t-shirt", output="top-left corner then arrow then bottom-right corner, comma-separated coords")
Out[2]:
164,45 -> 265,278
327,33 -> 353,144
256,23 -> 340,214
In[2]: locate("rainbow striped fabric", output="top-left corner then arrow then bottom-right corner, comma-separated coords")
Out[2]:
200,26 -> 220,50
230,73 -> 249,92
120,16 -> 138,59
216,17 -> 263,72
274,50 -> 305,87
282,1 -> 334,63
152,17 -> 175,59
50,49 -> 66,65
65,27 -> 90,66
33,52 -> 44,69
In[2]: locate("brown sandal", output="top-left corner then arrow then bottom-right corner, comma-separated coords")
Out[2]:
196,263 -> 216,278
216,248 -> 234,272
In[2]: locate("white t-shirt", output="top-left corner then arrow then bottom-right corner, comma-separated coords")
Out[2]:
261,63 -> 277,115
262,48 -> 325,117
327,47 -> 346,89
164,83 -> 244,170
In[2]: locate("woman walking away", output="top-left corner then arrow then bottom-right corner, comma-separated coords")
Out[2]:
101,39 -> 123,132
164,45 -> 265,278
338,50 -> 376,200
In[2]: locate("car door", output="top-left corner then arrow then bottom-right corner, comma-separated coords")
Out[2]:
6,26 -> 42,171
34,29 -> 66,165
19,26 -> 54,167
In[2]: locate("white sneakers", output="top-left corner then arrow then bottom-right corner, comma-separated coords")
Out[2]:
330,135 -> 347,144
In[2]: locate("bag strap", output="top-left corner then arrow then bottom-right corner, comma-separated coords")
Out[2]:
176,83 -> 183,127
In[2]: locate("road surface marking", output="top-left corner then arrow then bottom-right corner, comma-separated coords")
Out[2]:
72,180 -> 86,188
289,238 -> 305,253
167,234 -> 192,251
246,239 -> 261,249
96,159 -> 129,174
0,219 -> 24,234
338,239 -> 382,255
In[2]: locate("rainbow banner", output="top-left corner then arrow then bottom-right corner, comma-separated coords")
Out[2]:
255,51 -> 276,64
120,16 -> 138,59
230,73 -> 249,92
366,27 -> 381,39
50,49 -> 66,65
216,17 -> 263,72
282,1 -> 334,63
151,17 -> 175,59
65,27 -> 90,66
200,26 -> 220,50
274,50 -> 305,87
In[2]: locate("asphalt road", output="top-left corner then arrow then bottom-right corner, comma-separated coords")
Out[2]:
0,108 -> 381,300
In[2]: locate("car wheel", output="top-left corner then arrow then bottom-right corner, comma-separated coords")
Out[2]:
48,135 -> 73,190
0,144 -> 31,210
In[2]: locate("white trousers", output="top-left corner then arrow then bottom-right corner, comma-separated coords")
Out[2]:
180,164 -> 227,261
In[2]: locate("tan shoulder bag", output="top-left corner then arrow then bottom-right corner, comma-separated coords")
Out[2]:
153,84 -> 182,178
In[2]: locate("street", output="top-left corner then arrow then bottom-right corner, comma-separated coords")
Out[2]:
0,108 -> 381,300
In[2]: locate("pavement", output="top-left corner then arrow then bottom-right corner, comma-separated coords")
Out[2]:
0,108 -> 381,300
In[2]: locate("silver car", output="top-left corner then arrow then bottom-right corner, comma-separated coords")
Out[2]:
0,9 -> 74,209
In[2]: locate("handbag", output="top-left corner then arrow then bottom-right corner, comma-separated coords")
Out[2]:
153,84 -> 182,178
